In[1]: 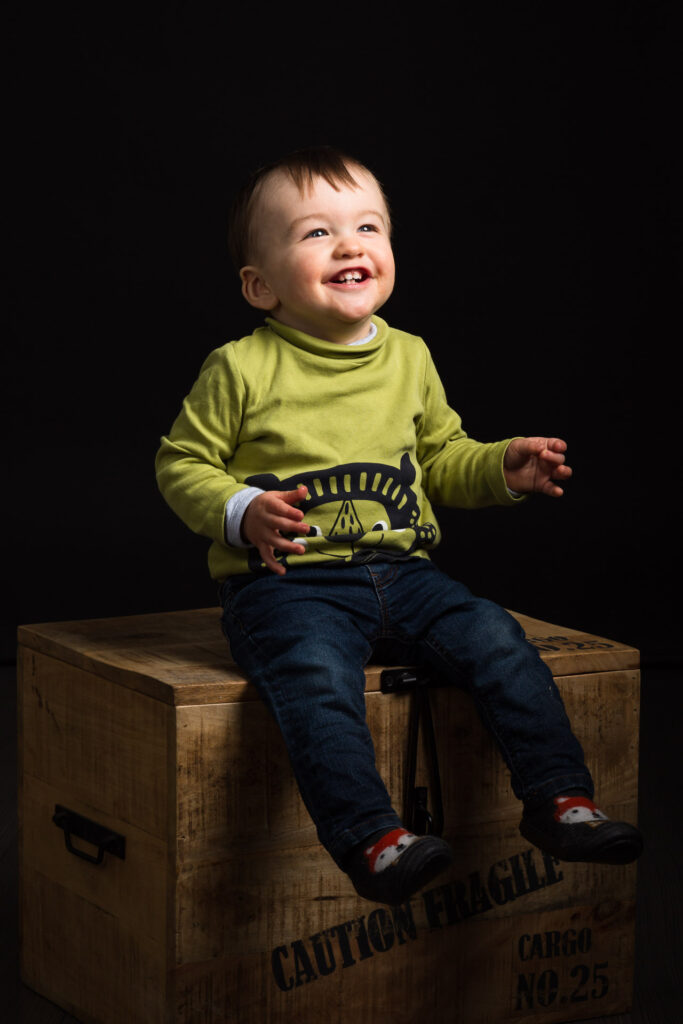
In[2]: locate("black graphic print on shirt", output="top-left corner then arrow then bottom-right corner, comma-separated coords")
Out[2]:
245,452 -> 437,571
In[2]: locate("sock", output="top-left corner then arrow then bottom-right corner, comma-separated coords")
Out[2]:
362,827 -> 419,873
344,825 -> 453,904
552,793 -> 608,825
520,788 -> 643,864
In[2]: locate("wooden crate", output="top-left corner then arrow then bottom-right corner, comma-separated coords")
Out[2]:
18,608 -> 640,1024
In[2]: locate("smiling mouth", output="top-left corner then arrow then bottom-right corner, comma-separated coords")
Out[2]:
329,268 -> 371,285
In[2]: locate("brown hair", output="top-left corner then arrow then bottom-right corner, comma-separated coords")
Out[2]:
228,146 -> 390,272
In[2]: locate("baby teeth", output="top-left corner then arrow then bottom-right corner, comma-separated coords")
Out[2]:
337,271 -> 363,282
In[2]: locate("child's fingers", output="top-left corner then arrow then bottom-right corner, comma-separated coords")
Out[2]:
277,537 -> 308,555
537,437 -> 566,452
540,449 -> 566,465
526,437 -> 568,459
270,500 -> 307,523
248,488 -> 310,573
259,544 -> 287,575
268,514 -> 309,535
278,485 -> 309,507
258,491 -> 307,524
542,463 -> 572,497
258,534 -> 307,575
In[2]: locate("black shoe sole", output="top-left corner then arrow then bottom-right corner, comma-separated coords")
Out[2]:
520,817 -> 644,865
350,835 -> 454,905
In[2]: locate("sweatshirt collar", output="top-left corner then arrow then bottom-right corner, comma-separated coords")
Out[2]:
265,316 -> 387,358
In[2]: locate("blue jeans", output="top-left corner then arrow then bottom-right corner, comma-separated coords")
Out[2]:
220,558 -> 593,867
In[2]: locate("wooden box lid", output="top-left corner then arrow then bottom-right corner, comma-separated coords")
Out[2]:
17,608 -> 639,708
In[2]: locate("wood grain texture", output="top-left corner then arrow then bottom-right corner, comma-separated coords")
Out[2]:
18,608 -> 641,1023
19,646 -> 173,1024
17,608 -> 639,705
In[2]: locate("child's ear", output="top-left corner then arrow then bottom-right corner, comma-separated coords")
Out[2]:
240,266 -> 279,311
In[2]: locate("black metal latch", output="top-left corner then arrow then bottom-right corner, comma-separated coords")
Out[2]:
380,668 -> 445,837
53,805 -> 126,865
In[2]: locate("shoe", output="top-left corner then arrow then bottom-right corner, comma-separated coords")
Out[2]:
345,827 -> 454,905
520,793 -> 643,865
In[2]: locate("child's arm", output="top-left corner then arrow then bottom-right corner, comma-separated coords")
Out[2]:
156,348 -> 255,546
417,347 -> 571,508
240,485 -> 310,576
417,349 -> 521,508
503,437 -> 572,497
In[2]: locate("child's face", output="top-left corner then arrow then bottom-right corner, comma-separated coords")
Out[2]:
241,167 -> 395,344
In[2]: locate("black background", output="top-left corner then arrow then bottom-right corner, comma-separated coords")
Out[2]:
6,3 -> 681,666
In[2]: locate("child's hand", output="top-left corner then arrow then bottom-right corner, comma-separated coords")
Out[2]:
503,437 -> 572,497
241,485 -> 310,575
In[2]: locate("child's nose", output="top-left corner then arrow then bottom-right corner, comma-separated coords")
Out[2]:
334,234 -> 364,258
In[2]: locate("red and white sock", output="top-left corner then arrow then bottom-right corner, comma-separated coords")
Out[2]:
363,827 -> 419,874
553,794 -> 609,825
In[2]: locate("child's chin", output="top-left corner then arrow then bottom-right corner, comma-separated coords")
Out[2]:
333,300 -> 380,322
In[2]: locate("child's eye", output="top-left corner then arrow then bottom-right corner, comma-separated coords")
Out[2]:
305,228 -> 328,239
359,223 -> 379,232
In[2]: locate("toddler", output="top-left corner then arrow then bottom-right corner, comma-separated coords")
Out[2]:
156,146 -> 642,905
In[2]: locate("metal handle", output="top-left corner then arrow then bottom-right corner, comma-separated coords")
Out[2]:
52,805 -> 126,865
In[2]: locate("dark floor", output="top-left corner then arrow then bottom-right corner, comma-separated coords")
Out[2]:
2,662 -> 681,1024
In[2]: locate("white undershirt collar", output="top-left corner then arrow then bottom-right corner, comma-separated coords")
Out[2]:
346,322 -> 378,346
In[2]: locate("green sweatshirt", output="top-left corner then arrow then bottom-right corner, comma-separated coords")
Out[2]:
155,316 -> 522,579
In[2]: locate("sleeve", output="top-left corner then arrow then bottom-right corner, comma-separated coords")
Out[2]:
224,486 -> 265,547
416,347 -> 525,509
155,346 -> 254,543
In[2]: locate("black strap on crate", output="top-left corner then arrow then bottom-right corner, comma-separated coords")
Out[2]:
380,668 -> 444,837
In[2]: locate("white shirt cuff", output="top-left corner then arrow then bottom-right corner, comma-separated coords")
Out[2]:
224,487 -> 265,547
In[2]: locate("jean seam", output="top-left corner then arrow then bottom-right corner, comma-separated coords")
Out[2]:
366,564 -> 400,635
